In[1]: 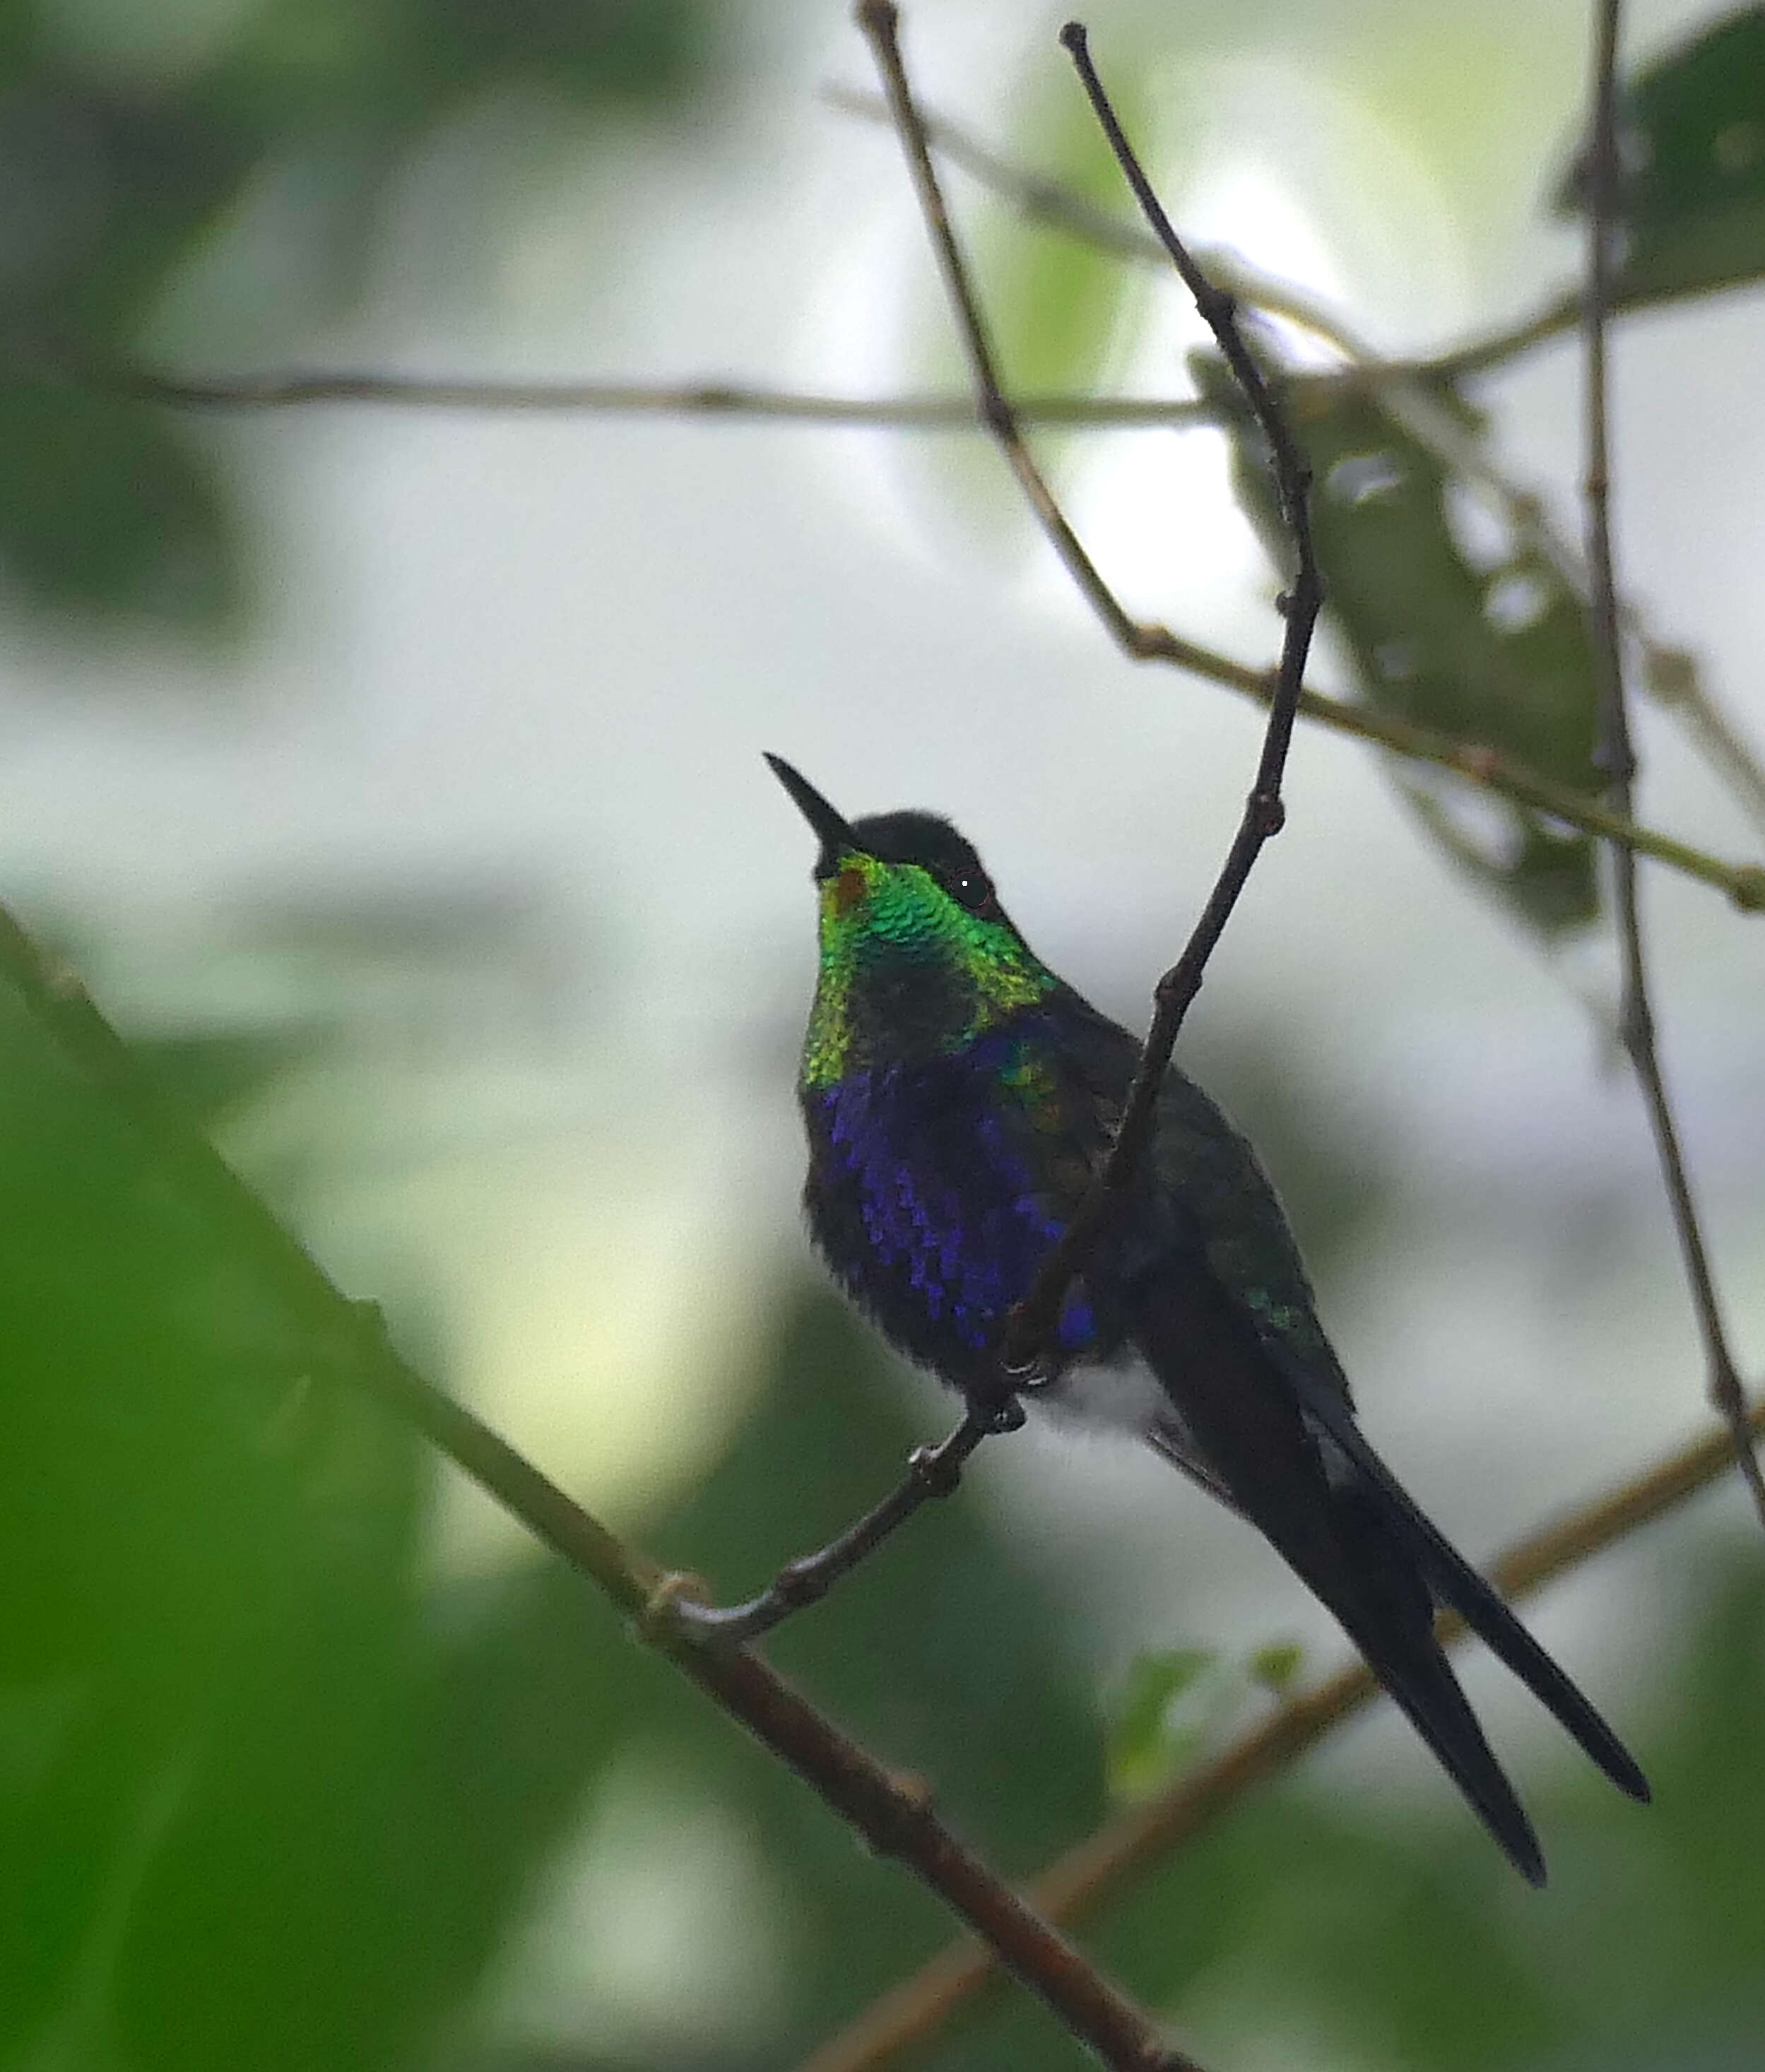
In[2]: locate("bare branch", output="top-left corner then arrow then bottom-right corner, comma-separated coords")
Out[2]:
854,6 -> 1155,656
800,1386 -> 1765,2072
666,1407 -> 996,1646
114,363 -> 1214,429
978,14 -> 1326,1375
855,4 -> 1321,1378
837,77 -> 1765,849
823,83 -> 1362,358
1580,3 -> 1765,1527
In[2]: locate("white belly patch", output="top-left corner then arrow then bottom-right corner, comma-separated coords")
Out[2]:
1034,1353 -> 1168,1435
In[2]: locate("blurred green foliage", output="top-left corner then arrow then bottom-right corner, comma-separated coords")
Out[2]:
976,60 -> 1159,408
1103,1645 -> 1216,1800
2,935 -> 1763,2071
0,0 -> 714,634
1561,4 -> 1765,306
1202,353 -> 1604,938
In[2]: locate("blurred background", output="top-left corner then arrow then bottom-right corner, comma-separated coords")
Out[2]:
4,0 -> 1765,2067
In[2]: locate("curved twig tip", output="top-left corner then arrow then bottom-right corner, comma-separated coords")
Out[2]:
1059,21 -> 1089,57
1730,865 -> 1765,913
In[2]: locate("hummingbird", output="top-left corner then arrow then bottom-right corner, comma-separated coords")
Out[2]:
765,752 -> 1648,1885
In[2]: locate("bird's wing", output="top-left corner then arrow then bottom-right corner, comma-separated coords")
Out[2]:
1025,1002 -> 1351,1404
1147,1066 -> 1355,1407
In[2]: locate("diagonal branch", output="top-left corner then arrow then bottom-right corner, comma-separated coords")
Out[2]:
822,83 -> 1362,358
0,892 -> 1196,2072
854,4 -> 1158,661
799,1387 -> 1765,2072
663,1406 -> 996,1646
854,0 -> 1321,1378
1000,20 -> 1322,1371
1581,0 -> 1765,1530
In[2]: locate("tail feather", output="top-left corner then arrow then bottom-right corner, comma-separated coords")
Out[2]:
1273,1351 -> 1651,1805
1126,1261 -> 1648,1883
1322,1486 -> 1547,1884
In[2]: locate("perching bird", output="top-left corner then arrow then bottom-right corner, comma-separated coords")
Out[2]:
765,752 -> 1648,1885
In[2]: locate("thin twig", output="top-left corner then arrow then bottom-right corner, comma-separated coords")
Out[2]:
830,79 -> 1765,398
800,1387 -> 1765,2072
823,83 -> 1362,359
841,78 -> 1765,848
114,364 -> 1215,428
0,896 -> 1193,2072
1580,1 -> 1765,1529
857,0 -> 1322,1373
92,390 -> 1765,904
1285,680 -> 1763,910
855,4 -> 1156,658
1424,291 -> 1585,383
1426,270 -> 1765,386
1645,644 -> 1765,841
1003,20 -> 1323,1369
666,1408 -> 994,1646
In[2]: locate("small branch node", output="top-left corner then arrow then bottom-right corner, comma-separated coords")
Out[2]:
1729,865 -> 1765,913
1248,791 -> 1287,838
634,1569 -> 714,1642
890,1768 -> 938,1817
977,391 -> 1015,440
774,1554 -> 827,1605
1152,968 -> 1200,1016
907,1440 -> 967,1496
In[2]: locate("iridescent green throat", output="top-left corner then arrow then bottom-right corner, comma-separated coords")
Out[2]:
801,853 -> 1056,1089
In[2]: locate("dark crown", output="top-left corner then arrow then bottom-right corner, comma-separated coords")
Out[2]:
846,810 -> 986,878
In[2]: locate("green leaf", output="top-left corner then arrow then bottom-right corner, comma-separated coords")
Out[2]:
1201,354 -> 1604,937
1559,5 -> 1765,304
1104,1647 -> 1217,1801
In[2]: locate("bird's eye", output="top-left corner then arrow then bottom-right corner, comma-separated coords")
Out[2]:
949,868 -> 994,914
